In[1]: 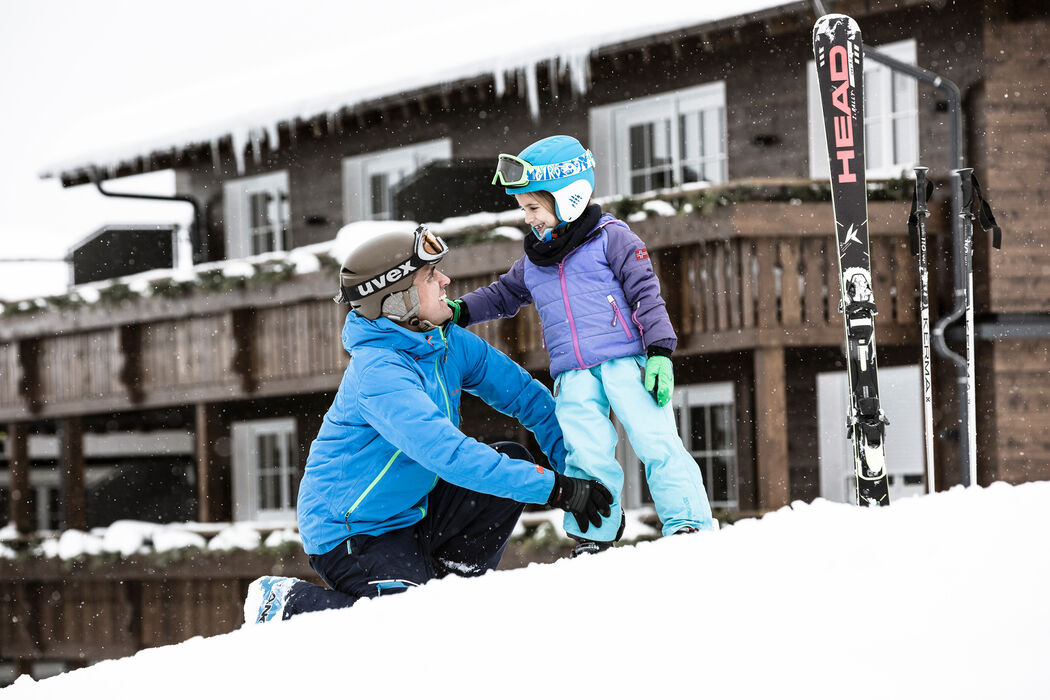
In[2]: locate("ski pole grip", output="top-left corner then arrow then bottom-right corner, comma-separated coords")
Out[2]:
954,167 -> 975,215
970,174 -> 1003,250
914,166 -> 928,198
908,166 -> 930,255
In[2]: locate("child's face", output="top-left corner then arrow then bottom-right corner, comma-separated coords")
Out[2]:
515,193 -> 559,241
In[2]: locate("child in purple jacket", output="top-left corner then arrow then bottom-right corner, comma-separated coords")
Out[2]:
448,135 -> 714,555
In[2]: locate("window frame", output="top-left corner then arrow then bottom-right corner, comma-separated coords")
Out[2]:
817,365 -> 927,504
231,417 -> 299,524
342,138 -> 452,223
618,381 -> 739,513
590,81 -> 728,198
807,38 -> 919,180
222,170 -> 291,259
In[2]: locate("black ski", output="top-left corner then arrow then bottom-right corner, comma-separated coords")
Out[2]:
812,14 -> 890,506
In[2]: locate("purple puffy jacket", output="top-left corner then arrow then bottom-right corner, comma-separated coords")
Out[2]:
462,214 -> 676,378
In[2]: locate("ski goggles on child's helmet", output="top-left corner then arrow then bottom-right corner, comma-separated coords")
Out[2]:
491,150 -> 596,188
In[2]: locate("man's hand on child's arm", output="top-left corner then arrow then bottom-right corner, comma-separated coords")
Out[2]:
644,345 -> 674,407
546,472 -> 613,533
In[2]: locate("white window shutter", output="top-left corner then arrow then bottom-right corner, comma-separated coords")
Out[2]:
222,180 -> 248,259
343,158 -> 365,224
231,422 -> 251,521
588,106 -> 615,198
807,60 -> 831,180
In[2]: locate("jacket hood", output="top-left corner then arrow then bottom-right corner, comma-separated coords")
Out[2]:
341,309 -> 447,357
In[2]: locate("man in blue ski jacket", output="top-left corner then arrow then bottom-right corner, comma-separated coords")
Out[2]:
244,224 -> 611,623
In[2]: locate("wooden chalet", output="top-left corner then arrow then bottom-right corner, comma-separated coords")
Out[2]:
2,0 -> 1048,680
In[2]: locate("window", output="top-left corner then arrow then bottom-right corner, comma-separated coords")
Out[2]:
808,39 -> 919,179
0,470 -> 61,532
817,365 -> 926,504
590,82 -> 727,197
342,138 -> 452,222
223,171 -> 290,259
619,382 -> 739,512
232,418 -> 298,523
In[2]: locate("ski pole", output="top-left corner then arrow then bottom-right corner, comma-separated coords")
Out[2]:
954,169 -> 1004,489
908,167 -> 936,494
954,168 -> 978,488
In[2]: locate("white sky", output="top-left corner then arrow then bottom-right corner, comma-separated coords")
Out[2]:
0,1 -> 405,298
4,481 -> 1050,698
0,0 -> 791,300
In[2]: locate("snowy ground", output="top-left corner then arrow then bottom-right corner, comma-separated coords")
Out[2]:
4,481 -> 1049,699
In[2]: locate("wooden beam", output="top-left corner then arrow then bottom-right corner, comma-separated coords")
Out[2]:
17,338 -> 41,413
58,416 -> 87,531
754,346 -> 789,509
231,308 -> 258,394
195,403 -> 230,522
119,325 -> 144,405
8,422 -> 32,534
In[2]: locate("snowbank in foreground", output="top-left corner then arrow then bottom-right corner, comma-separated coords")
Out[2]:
5,481 -> 1050,699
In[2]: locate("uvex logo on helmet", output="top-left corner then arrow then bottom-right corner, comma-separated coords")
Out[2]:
354,260 -> 418,298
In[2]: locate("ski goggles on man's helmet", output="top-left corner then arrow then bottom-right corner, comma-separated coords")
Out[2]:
491,150 -> 596,188
413,224 -> 448,264
338,225 -> 448,303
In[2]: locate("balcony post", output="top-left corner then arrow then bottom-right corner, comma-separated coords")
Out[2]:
195,402 -> 231,522
58,416 -> 87,531
7,422 -> 32,534
754,346 -> 790,509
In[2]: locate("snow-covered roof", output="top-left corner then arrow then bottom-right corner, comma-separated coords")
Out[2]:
39,1 -> 799,181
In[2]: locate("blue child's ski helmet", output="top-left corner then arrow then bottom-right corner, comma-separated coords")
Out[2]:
493,135 -> 595,233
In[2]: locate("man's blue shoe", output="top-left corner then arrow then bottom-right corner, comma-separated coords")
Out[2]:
244,575 -> 299,625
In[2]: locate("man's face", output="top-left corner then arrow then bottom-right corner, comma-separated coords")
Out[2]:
413,264 -> 452,328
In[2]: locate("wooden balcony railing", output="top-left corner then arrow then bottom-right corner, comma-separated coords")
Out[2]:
0,550 -> 315,664
455,200 -> 921,365
0,200 -> 921,420
0,532 -> 573,667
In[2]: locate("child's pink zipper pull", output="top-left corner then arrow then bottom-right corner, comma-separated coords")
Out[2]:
607,295 -> 617,326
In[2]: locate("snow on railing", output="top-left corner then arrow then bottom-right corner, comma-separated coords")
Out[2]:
0,507 -> 663,562
0,177 -> 910,316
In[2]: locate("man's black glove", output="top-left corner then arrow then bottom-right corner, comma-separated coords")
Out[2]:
546,472 -> 613,533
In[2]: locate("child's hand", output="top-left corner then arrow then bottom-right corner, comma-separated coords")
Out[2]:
444,298 -> 470,327
644,351 -> 674,407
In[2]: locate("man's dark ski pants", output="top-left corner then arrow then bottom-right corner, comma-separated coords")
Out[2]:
283,442 -> 531,617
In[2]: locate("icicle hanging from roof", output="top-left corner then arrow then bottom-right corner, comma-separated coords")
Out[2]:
230,129 -> 249,174
524,63 -> 539,120
210,139 -> 222,172
494,68 -> 507,98
264,122 -> 280,152
249,129 -> 262,166
564,50 -> 591,95
490,54 -> 588,121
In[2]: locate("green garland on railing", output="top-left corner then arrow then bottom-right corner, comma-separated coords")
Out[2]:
246,260 -> 297,289
197,268 -> 246,294
96,282 -> 138,307
2,181 -> 913,317
148,278 -> 199,299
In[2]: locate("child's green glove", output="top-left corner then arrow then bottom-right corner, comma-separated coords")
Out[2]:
445,298 -> 470,328
644,348 -> 674,407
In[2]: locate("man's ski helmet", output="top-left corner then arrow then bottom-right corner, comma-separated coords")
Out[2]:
492,135 -> 595,225
334,224 -> 449,328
